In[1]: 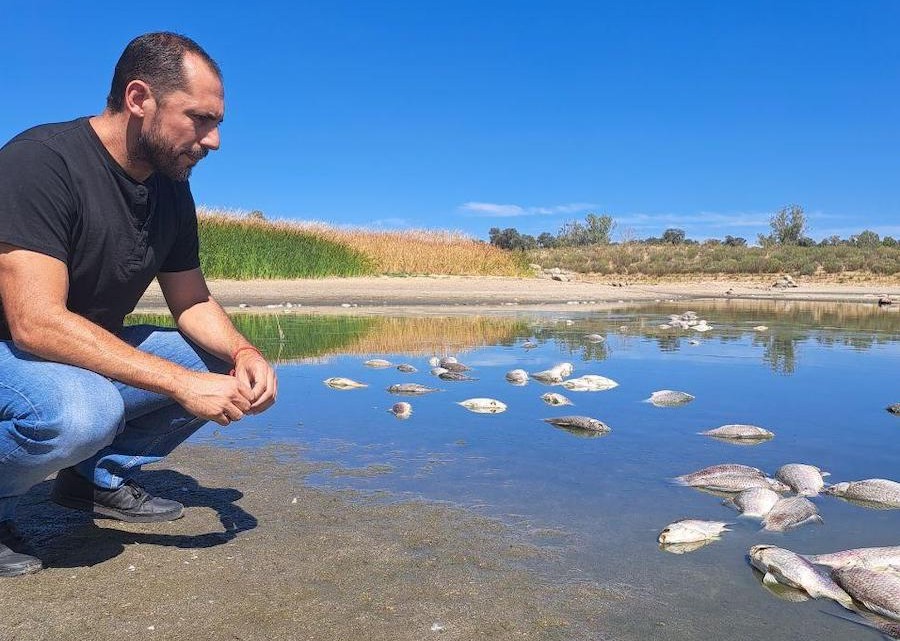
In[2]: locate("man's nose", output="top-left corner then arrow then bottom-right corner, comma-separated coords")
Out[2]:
201,126 -> 220,151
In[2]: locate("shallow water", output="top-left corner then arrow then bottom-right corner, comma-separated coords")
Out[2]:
190,301 -> 900,640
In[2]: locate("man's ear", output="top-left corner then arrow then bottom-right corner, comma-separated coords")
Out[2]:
124,80 -> 154,118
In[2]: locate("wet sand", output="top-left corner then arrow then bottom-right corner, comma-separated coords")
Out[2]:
1,445 -> 626,641
137,275 -> 900,315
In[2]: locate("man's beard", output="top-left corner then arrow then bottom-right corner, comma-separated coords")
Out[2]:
133,120 -> 207,182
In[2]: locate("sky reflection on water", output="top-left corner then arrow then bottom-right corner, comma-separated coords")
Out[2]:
190,301 -> 899,640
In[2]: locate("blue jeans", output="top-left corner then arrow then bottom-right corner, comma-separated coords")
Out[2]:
0,325 -> 230,521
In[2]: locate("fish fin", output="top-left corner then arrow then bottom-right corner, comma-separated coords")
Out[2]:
821,471 -> 831,477
670,477 -> 689,486
811,515 -> 824,525
762,572 -> 780,587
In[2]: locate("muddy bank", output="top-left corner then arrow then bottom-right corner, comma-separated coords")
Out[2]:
137,275 -> 900,315
0,445 -> 628,641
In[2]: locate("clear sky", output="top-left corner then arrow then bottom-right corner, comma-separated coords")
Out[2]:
2,1 -> 898,242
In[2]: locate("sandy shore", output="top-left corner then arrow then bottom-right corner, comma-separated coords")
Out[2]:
136,275 -> 900,314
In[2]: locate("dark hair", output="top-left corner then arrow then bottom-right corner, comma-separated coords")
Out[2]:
106,32 -> 222,112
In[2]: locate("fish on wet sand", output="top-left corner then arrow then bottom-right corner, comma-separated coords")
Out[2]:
541,392 -> 573,406
832,566 -> 900,621
647,390 -> 695,406
824,478 -> 900,509
388,402 -> 412,419
364,358 -> 392,368
763,497 -> 823,531
396,364 -> 418,373
658,519 -> 730,544
438,371 -> 477,382
700,424 -> 775,441
387,383 -> 439,395
323,377 -> 368,390
561,375 -> 619,392
542,416 -> 610,433
775,463 -> 829,496
725,487 -> 781,518
749,545 -> 853,608
458,398 -> 507,414
505,369 -> 529,385
804,546 -> 900,571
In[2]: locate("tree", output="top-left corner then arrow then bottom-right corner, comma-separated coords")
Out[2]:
883,236 -> 898,248
849,230 -> 881,247
556,213 -> 615,247
488,227 -> 536,251
723,235 -> 747,247
536,232 -> 557,248
661,228 -> 686,245
765,204 -> 807,245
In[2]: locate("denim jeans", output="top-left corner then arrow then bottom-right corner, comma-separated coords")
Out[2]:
0,325 -> 230,521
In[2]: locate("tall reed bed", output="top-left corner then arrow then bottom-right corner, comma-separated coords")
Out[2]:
529,244 -> 900,276
197,208 -> 527,278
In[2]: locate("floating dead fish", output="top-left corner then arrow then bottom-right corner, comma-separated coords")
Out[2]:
387,383 -> 439,395
364,359 -> 392,368
542,416 -> 610,434
694,475 -> 789,494
561,375 -> 619,392
700,424 -> 775,441
754,325 -> 769,331
824,478 -> 900,509
749,545 -> 853,608
531,362 -> 573,384
430,367 -> 448,376
763,497 -> 823,531
659,540 -> 719,555
438,371 -> 477,382
396,364 -> 418,373
540,392 -> 573,406
458,398 -> 507,414
388,402 -> 412,419
887,403 -> 900,416
676,464 -> 766,486
441,362 -> 471,373
658,519 -> 730,545
585,334 -> 605,343
323,377 -> 368,390
804,546 -> 900,572
647,390 -> 695,406
522,341 -> 537,349
428,356 -> 441,367
724,487 -> 781,518
438,356 -> 458,367
505,369 -> 529,385
694,323 -> 712,332
832,566 -> 900,622
775,463 -> 829,496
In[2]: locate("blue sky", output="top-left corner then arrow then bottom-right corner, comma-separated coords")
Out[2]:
2,1 -> 898,242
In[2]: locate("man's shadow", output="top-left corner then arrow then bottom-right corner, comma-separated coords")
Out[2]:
15,470 -> 257,569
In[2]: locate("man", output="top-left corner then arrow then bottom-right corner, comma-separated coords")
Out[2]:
0,32 -> 277,577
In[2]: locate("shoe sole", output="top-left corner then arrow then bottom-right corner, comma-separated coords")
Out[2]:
0,559 -> 43,577
51,495 -> 184,523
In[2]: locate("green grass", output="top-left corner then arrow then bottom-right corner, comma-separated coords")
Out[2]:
528,244 -> 900,276
198,216 -> 375,279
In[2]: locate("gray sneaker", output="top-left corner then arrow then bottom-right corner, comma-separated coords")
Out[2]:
0,520 -> 42,577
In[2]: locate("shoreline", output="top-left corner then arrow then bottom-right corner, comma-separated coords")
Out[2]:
136,275 -> 900,315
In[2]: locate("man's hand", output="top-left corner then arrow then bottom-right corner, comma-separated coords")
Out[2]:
233,351 -> 277,413
173,371 -> 256,426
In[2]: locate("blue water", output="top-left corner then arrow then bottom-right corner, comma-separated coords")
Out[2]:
194,302 -> 900,640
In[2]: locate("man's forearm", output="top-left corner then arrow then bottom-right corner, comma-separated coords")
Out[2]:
172,297 -> 255,364
14,309 -> 192,397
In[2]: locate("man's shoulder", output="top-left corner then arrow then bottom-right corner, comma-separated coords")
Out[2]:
2,118 -> 89,156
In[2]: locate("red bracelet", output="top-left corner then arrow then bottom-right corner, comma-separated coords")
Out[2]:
231,345 -> 263,363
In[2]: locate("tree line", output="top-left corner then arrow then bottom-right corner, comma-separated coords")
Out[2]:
488,204 -> 897,250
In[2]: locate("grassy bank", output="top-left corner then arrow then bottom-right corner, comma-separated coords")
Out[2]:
198,208 -> 528,279
529,244 -> 900,276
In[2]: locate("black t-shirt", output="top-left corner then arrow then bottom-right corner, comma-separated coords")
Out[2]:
0,117 -> 200,341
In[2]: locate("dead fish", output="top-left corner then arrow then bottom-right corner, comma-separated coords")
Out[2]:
804,546 -> 900,572
658,519 -> 730,545
430,367 -> 448,376
824,479 -> 900,509
531,368 -> 566,384
542,416 -> 610,433
585,333 -> 605,343
647,390 -> 694,406
724,487 -> 781,518
688,339 -> 700,346
396,364 -> 418,373
695,475 -> 789,494
458,398 -> 507,414
540,392 -> 573,406
323,377 -> 368,390
700,424 -> 775,441
442,362 -> 471,373
676,464 -> 766,486
659,540 -> 719,555
832,566 -> 900,621
428,356 -> 441,367
505,369 -> 529,385
775,463 -> 829,496
693,322 -> 712,332
522,341 -> 537,349
364,358 -> 392,368
438,371 -> 477,382
561,375 -> 619,392
438,356 -> 458,367
887,403 -> 900,416
388,402 -> 412,419
387,383 -> 439,395
754,325 -> 769,331
749,545 -> 853,608
763,497 -> 823,531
